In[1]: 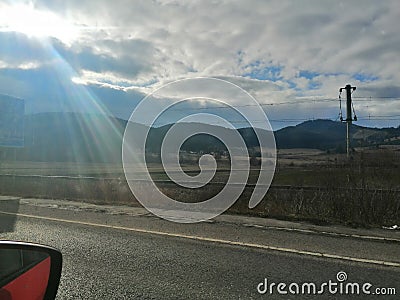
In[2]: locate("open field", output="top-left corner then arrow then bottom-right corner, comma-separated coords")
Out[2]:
1,147 -> 399,227
0,161 -> 124,177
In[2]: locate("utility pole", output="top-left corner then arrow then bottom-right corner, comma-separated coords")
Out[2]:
339,84 -> 357,158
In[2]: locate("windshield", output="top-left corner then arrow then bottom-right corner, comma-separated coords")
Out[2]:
0,1 -> 399,299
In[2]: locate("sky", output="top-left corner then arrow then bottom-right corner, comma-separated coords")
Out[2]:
0,0 -> 399,130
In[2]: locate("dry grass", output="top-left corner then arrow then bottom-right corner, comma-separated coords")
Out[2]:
1,148 -> 399,227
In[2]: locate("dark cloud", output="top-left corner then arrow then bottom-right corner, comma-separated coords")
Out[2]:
51,39 -> 154,79
0,32 -> 49,64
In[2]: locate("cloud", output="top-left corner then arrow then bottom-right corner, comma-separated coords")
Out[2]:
0,32 -> 49,66
36,1 -> 399,84
51,38 -> 157,86
1,0 -> 399,128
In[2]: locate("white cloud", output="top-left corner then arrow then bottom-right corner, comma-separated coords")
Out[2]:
1,0 -> 399,128
41,1 -> 398,84
0,60 -> 41,70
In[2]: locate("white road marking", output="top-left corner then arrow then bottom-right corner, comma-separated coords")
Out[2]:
1,211 -> 399,268
242,223 -> 400,243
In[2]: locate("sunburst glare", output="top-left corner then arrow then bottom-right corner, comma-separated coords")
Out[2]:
0,2 -> 79,44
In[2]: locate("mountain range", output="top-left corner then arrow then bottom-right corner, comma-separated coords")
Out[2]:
0,113 -> 399,162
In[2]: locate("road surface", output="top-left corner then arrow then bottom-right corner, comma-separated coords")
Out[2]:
0,197 -> 399,299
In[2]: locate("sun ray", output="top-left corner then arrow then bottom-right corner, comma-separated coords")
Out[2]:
0,3 -> 79,44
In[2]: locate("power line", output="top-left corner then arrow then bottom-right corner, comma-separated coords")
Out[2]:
353,96 -> 400,99
352,97 -> 400,102
155,114 -> 400,124
150,93 -> 400,126
358,114 -> 400,118
168,98 -> 338,111
358,116 -> 400,121
165,96 -> 398,112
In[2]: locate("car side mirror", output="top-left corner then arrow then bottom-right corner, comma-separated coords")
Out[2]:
0,241 -> 62,300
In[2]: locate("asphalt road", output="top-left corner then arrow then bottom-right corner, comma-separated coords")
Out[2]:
0,199 -> 399,299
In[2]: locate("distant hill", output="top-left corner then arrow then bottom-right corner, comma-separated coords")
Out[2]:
0,113 -> 399,162
275,119 -> 400,150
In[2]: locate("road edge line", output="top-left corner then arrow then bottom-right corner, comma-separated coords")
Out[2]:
1,211 -> 399,268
